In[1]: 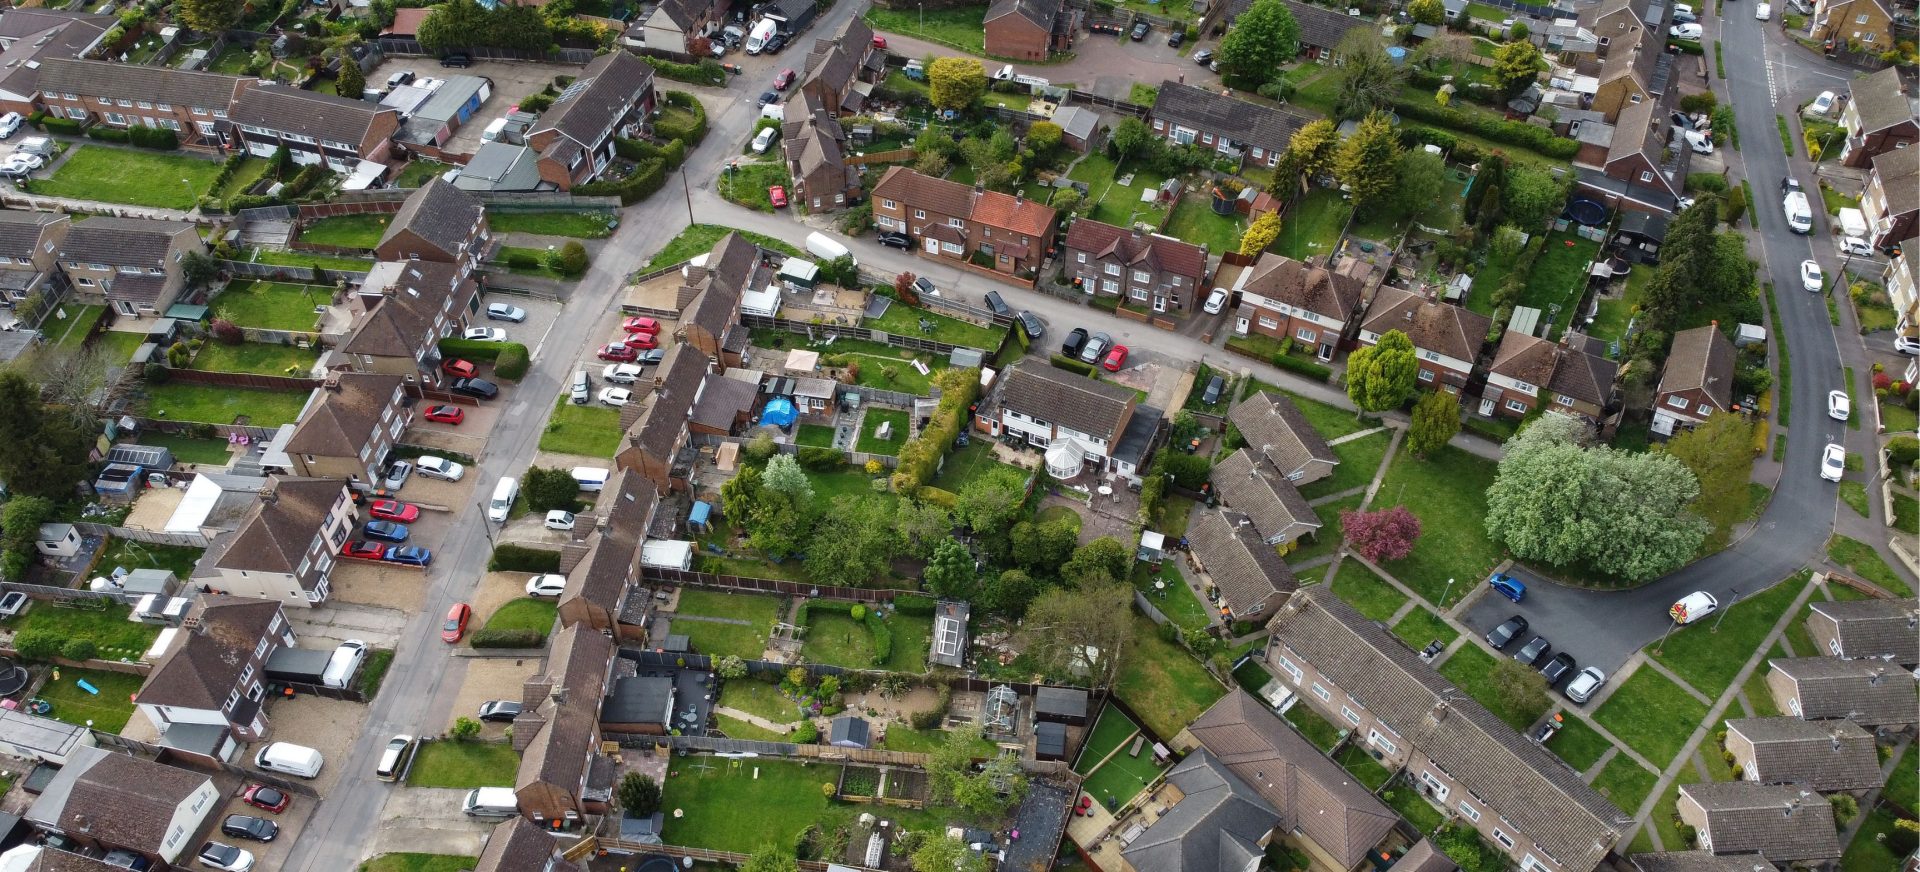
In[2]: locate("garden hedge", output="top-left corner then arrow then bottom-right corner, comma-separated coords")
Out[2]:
34,114 -> 82,136
470,628 -> 545,648
888,368 -> 980,493
390,443 -> 476,465
1392,99 -> 1581,159
650,58 -> 727,87
865,614 -> 893,667
892,593 -> 936,615
1049,354 -> 1094,375
1266,352 -> 1333,382
488,543 -> 561,573
656,91 -> 708,146
436,338 -> 529,363
574,157 -> 667,205
493,343 -> 530,380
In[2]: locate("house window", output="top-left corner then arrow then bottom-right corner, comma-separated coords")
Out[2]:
1130,287 -> 1148,301
1076,252 -> 1087,263
1667,394 -> 1689,409
254,637 -> 270,658
65,108 -> 87,120
1258,316 -> 1280,330
1340,706 -> 1361,725
1459,801 -> 1480,822
914,209 -> 925,219
1829,637 -> 1842,654
114,99 -> 131,108
1419,771 -> 1450,801
137,101 -> 152,109
1311,683 -> 1331,701
1295,327 -> 1317,342
1492,830 -> 1515,850
947,217 -> 964,228
239,664 -> 254,685
1856,13 -> 1869,23
1132,270 -> 1151,283
882,199 -> 896,209
1696,402 -> 1712,415
224,689 -> 240,711
1640,171 -> 1654,182
1556,394 -> 1577,406
1861,31 -> 1875,42
1630,94 -> 1642,104
940,241 -> 963,254
1505,399 -> 1528,413
1418,369 -> 1435,382
983,228 -> 991,238
1274,655 -> 1303,682
1104,263 -> 1120,276
1101,279 -> 1119,294
105,112 -> 126,126
1788,697 -> 1801,715
157,103 -> 171,111
1368,729 -> 1397,756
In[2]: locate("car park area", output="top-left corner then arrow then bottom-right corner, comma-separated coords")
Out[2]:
364,58 -> 561,157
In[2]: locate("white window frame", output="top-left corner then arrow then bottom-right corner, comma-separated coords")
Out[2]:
1311,683 -> 1331,701
1340,706 -> 1361,725
1492,829 -> 1515,850
1274,655 -> 1303,683
1458,800 -> 1480,822
1505,399 -> 1528,413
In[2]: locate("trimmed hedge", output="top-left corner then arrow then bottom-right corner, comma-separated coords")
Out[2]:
865,614 -> 893,667
1264,351 -> 1332,382
916,484 -> 957,508
656,91 -> 707,145
470,628 -> 545,648
493,343 -> 529,380
892,593 -> 936,616
489,543 -> 561,572
1049,354 -> 1094,375
1392,98 -> 1581,159
436,338 -> 529,363
35,115 -> 83,136
888,368 -> 981,493
390,444 -> 477,465
650,57 -> 727,86
574,156 -> 666,205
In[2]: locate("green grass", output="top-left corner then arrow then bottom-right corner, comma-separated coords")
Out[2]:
662,755 -> 975,851
142,381 -> 311,426
1545,715 -> 1613,772
856,408 -> 911,456
1883,399 -> 1920,435
1649,572 -> 1807,698
1297,430 -> 1390,501
1113,612 -> 1226,740
1590,264 -> 1654,344
1525,232 -> 1605,336
1776,115 -> 1795,156
1643,763 -> 1702,853
932,440 -> 1027,493
92,328 -> 148,365
835,348 -> 937,396
192,341 -> 320,376
1133,563 -> 1211,631
406,740 -> 518,788
1391,607 -> 1461,650
1081,740 -> 1171,806
1065,152 -> 1169,228
1741,643 -> 1787,718
716,713 -> 790,741
27,146 -> 223,209
250,248 -> 376,272
796,424 -> 836,448
360,854 -> 481,872
1382,783 -> 1446,834
1163,195 -> 1245,255
358,648 -> 395,699
1844,366 -> 1860,431
480,598 -> 557,638
644,224 -> 802,271
1286,494 -> 1361,566
863,6 -> 988,57
1329,560 -> 1409,622
719,679 -> 801,724
35,667 -> 143,733
1374,446 -> 1503,607
1075,704 -> 1142,773
538,394 -> 622,458
801,608 -> 931,672
215,158 -> 271,200
298,214 -> 389,249
1884,743 -> 1917,814
1257,383 -> 1372,440
1591,755 -> 1658,814
95,537 -> 203,581
1438,644 -> 1549,731
44,304 -> 105,348
1827,534 -> 1914,596
212,281 -> 333,331
1897,490 -> 1920,536
1593,666 -> 1710,766
392,160 -> 450,189
674,588 -> 781,659
2,602 -> 159,655
716,159 -> 793,213
1334,743 -> 1395,790
1841,805 -> 1904,872
134,433 -> 232,466
487,211 -> 616,239
865,298 -> 1006,350
1273,188 -> 1351,261
1284,702 -> 1344,751
879,726 -> 996,756
1839,481 -> 1870,517
494,245 -> 582,279
1784,600 -> 1819,658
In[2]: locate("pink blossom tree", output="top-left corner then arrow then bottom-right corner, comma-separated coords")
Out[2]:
1340,506 -> 1423,563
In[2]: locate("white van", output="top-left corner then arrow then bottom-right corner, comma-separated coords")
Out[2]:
321,640 -> 367,689
805,231 -> 855,266
1783,190 -> 1814,234
463,786 -> 519,817
745,18 -> 777,54
570,467 -> 610,492
255,742 -> 324,779
375,734 -> 417,782
481,117 -> 510,142
487,477 -> 518,522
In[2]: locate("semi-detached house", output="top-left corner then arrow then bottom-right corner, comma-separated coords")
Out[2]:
281,372 -> 412,482
0,211 -> 71,308
339,260 -> 480,383
25,747 -> 220,870
1357,288 -> 1491,395
191,477 -> 355,608
1229,253 -> 1367,361
0,10 -> 112,118
228,85 -> 401,173
1862,145 -> 1918,250
134,595 -> 293,758
1804,597 -> 1920,665
1060,219 -> 1209,316
1149,81 -> 1314,170
1484,331 -> 1618,421
982,357 -> 1138,480
374,177 -> 491,267
35,58 -> 250,151
55,217 -> 205,318
1838,65 -> 1917,168
870,166 -> 1059,279
525,51 -> 656,191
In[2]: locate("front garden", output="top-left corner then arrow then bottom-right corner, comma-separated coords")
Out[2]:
407,740 -> 519,789
538,395 -> 622,458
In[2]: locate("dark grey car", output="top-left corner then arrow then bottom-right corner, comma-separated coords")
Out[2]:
1513,635 -> 1551,667
221,814 -> 279,842
478,700 -> 522,722
1539,652 -> 1576,687
1017,311 -> 1045,342
1486,615 -> 1528,650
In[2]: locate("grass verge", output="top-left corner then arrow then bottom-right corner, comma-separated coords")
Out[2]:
407,741 -> 518,788
1593,666 -> 1709,765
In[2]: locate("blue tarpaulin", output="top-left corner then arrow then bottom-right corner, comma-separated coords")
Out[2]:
762,397 -> 797,428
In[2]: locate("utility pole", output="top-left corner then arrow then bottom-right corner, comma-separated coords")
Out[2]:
474,501 -> 496,550
1710,587 -> 1741,633
681,165 -> 695,226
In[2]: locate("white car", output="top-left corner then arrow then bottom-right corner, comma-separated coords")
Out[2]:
1840,236 -> 1875,257
416,456 -> 466,481
525,574 -> 568,597
1807,90 -> 1837,116
1755,2 -> 1772,19
598,387 -> 633,407
751,126 -> 777,154
1672,3 -> 1694,14
486,303 -> 527,322
463,327 -> 508,342
381,461 -> 413,490
1683,129 -> 1714,155
1828,389 -> 1851,421
1800,259 -> 1825,292
1564,667 -> 1607,704
1670,591 -> 1719,624
198,842 -> 256,872
1203,287 -> 1229,315
1896,336 -> 1920,355
0,113 -> 21,139
1821,443 -> 1846,481
1670,23 -> 1704,39
602,363 -> 642,384
2,152 -> 43,171
544,510 -> 576,531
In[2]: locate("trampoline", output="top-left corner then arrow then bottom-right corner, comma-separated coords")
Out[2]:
0,659 -> 28,698
1564,199 -> 1608,227
632,856 -> 681,872
761,397 -> 797,429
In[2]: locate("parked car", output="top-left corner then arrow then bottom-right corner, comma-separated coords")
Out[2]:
1840,236 -> 1874,257
914,276 -> 938,298
1131,21 -> 1149,40
221,815 -> 279,842
1192,48 -> 1213,65
0,112 -> 22,139
751,126 -> 777,154
386,70 -> 416,89
570,370 -> 591,405
1669,23 -> 1703,38
1203,287 -> 1229,314
344,541 -> 386,560
1080,331 -> 1111,364
769,185 -> 788,208
450,377 -> 499,399
1800,259 -> 1825,292
1017,310 -> 1045,341
198,842 -> 255,872
621,316 -> 662,335
526,574 -> 568,597
362,520 -> 409,543
241,784 -> 289,814
1806,90 -> 1836,116
368,500 -> 420,522
603,363 -> 642,384
1753,2 -> 1771,19
478,700 -> 522,722
1540,653 -> 1577,687
485,303 -> 526,322
462,327 -> 507,342
385,546 -> 432,567
545,510 -> 577,531
1828,389 -> 1851,421
1102,344 -> 1129,372
877,230 -> 912,249
1564,667 -> 1607,703
1488,572 -> 1526,603
423,404 -> 465,425
381,461 -> 413,490
1820,442 -> 1846,481
1062,327 -> 1089,358
440,53 -> 470,67
598,342 -> 639,362
635,347 -> 666,365
599,387 -> 633,407
1896,336 -> 1920,355
1,153 -> 42,173
415,456 -> 465,481
758,90 -> 779,105
773,68 -> 796,89
872,35 -> 887,49
1670,591 -> 1720,624
1683,129 -> 1714,155
1514,635 -> 1551,667
1201,375 -> 1225,405
440,359 -> 478,379
442,603 -> 472,643
102,851 -> 151,871
1486,615 -> 1529,649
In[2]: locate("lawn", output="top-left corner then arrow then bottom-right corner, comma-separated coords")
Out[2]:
1882,400 -> 1919,436
96,537 -> 204,581
1593,667 -> 1710,766
856,408 -> 912,456
358,648 -> 395,699
1438,645 -> 1548,731
1286,495 -> 1359,566
214,157 -> 271,201
360,854 -> 480,872
881,726 -> 997,757
1391,607 -> 1461,650
192,341 -> 320,376
1590,264 -> 1653,345
1133,563 -> 1211,631
1545,715 -> 1613,772
1284,702 -> 1345,751
863,6 -> 988,57
1273,188 -> 1352,262
1641,764 -> 1702,854
28,146 -> 224,209
36,667 -> 143,733
1113,612 -> 1226,740
865,299 -> 1005,350
1066,153 -> 1169,228
801,608 -> 930,673
212,281 -> 333,332
538,395 -> 622,458
1081,742 -> 1170,808
1591,755 -> 1658,814
1256,382 -> 1373,440
719,679 -> 802,724
1522,231 -> 1604,337
644,224 -> 802,271
1374,446 -> 1502,607
298,214 -> 389,249
481,598 -> 558,639
1741,642 -> 1787,718
717,159 -> 793,213
1074,704 -> 1143,773
2,601 -> 160,656
1382,782 -> 1446,835
135,433 -> 232,466
1328,560 -> 1408,622
716,713 -> 789,741
796,424 -> 836,448
1827,535 -> 1913,596
1649,572 -> 1807,698
1841,805 -> 1904,872
406,740 -> 519,788
932,440 -> 1027,493
487,211 -> 617,238
1334,743 -> 1395,790
839,349 -> 937,396
663,755 -> 972,851
44,304 -> 105,348
1885,743 -> 1917,814
1164,195 -> 1245,255
1298,430 -> 1391,501
250,248 -> 377,272
674,588 -> 781,659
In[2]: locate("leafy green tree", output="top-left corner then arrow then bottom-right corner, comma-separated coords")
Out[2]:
1345,329 -> 1420,415
1490,40 -> 1547,97
1407,389 -> 1461,457
980,568 -> 1045,617
1025,120 -> 1063,154
0,372 -> 92,501
760,454 -> 812,503
336,56 -> 366,101
1277,118 -> 1340,184
1662,413 -> 1757,550
1396,149 -> 1448,217
10,630 -> 57,661
552,241 -> 589,276
720,464 -> 762,528
1060,537 -> 1132,587
1109,116 -> 1154,161
1332,29 -> 1403,119
955,466 -> 1026,541
926,727 -> 985,800
924,539 -> 976,599
913,835 -> 987,872
893,500 -> 952,561
1018,581 -> 1133,686
1465,152 -> 1508,229
1010,518 -> 1079,576
953,753 -> 1027,816
749,455 -> 816,557
1333,112 -> 1401,215
617,773 -> 662,815
1240,212 -> 1282,255
1502,165 -> 1569,229
177,0 -> 243,32
1408,0 -> 1446,25
1217,0 -> 1301,84
806,495 -> 898,586
927,57 -> 987,110
741,845 -> 800,872
522,466 -> 578,513
1488,656 -> 1551,725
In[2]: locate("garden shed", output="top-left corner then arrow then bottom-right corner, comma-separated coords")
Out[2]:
829,716 -> 871,749
1033,687 -> 1090,725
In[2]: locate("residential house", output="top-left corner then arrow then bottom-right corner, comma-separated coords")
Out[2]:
1060,219 -> 1209,316
474,816 -> 584,872
1764,656 -> 1918,726
783,91 -> 857,212
0,211 -> 71,310
192,477 -> 355,607
636,0 -> 728,52
1150,81 -> 1315,169
0,11 -> 112,118
283,372 -> 412,481
1574,97 -> 1690,215
134,596 -> 292,757
373,177 -> 490,267
1572,0 -> 1670,123
1838,65 -> 1918,167
1200,0 -> 1366,57
1650,324 -> 1735,437
228,86 -> 401,173
35,58 -> 251,151
1675,782 -> 1840,862
1186,509 -> 1299,621
1228,391 -> 1339,487
1357,288 -> 1492,395
514,705 -> 601,825
676,232 -> 757,362
1483,331 -> 1618,421
1721,717 -> 1882,791
616,345 -> 709,494
930,601 -> 970,668
4,846 -> 135,871
338,260 -> 480,382
55,217 -> 205,318
1628,852 -> 1779,872
24,746 -> 221,868
871,167 -> 1059,278
513,621 -> 616,751
557,469 -> 659,640
1863,145 -> 1918,250
525,51 -> 657,190
1805,597 -> 1920,665
1807,0 -> 1896,56
796,15 -> 886,118
980,357 -> 1138,479
1210,450 -> 1322,547
983,0 -> 1076,62
1118,750 -> 1280,872
1228,253 -> 1367,361
1889,248 -> 1917,343
1259,586 -> 1632,872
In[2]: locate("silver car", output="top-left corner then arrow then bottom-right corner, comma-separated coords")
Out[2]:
1564,667 -> 1606,703
486,303 -> 527,322
1079,331 -> 1111,364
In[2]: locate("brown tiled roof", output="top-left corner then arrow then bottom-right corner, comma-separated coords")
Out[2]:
385,6 -> 432,35
1849,66 -> 1917,136
1724,717 -> 1882,790
100,272 -> 170,305
37,58 -> 248,112
45,747 -> 212,854
1211,449 -> 1320,545
1151,81 -> 1316,155
1063,218 -> 1208,279
1491,332 -> 1618,407
198,477 -> 346,580
566,470 -> 656,618
972,189 -> 1056,237
1228,390 -> 1338,481
692,372 -> 756,432
26,849 -> 134,872
1239,254 -> 1365,323
1657,325 -> 1736,409
138,595 -> 282,711
1807,597 -> 1920,663
1266,588 -> 1630,868
0,9 -> 112,40
1361,288 -> 1491,363
1120,751 -> 1278,872
1872,146 -> 1918,218
534,50 -> 654,149
871,166 -> 975,219
57,216 -> 194,267
517,704 -> 595,793
1282,0 -> 1370,50
1188,509 -> 1297,622
999,357 -> 1135,440
231,86 -> 395,147
0,211 -> 66,261
1768,656 -> 1917,725
0,15 -> 108,115
1629,852 -> 1777,872
285,372 -> 405,458
1187,690 -> 1398,868
378,177 -> 483,259
1679,782 -> 1840,861
1491,332 -> 1559,387
625,345 -> 706,459
1394,839 -> 1459,872
340,262 -> 471,359
705,232 -> 761,295
547,623 -> 614,707
475,816 -> 583,872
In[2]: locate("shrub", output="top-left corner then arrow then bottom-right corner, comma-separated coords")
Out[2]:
143,362 -> 169,384
493,343 -> 529,380
655,91 -> 709,145
909,708 -> 943,729
86,126 -> 130,143
1686,173 -> 1728,194
436,337 -> 510,362
210,318 -> 245,345
448,717 -> 481,740
574,157 -> 667,205
1391,99 -> 1580,158
36,115 -> 83,136
866,614 -> 894,667
550,241 -> 589,276
10,630 -> 58,661
520,92 -> 555,112
59,639 -> 96,661
523,465 -> 579,513
1888,435 -> 1919,468
797,446 -> 847,470
488,543 -> 561,572
650,57 -> 727,86
916,485 -> 957,508
470,628 -> 545,648
1268,352 -> 1332,382
127,124 -> 179,150
791,720 -> 819,743
1678,92 -> 1718,114
892,593 -> 936,615
1049,354 -> 1094,375
1723,184 -> 1747,226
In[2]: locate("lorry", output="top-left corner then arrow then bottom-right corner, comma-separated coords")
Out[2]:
1781,178 -> 1813,234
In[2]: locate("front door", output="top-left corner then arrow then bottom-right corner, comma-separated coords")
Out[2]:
923,238 -> 938,255
1235,317 -> 1250,334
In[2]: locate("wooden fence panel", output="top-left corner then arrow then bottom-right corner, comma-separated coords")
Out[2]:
162,367 -> 321,392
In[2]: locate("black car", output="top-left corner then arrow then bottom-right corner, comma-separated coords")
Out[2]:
1539,652 -> 1577,687
1201,374 -> 1225,405
758,90 -> 779,105
1130,21 -> 1149,40
1167,31 -> 1184,48
450,377 -> 498,399
1486,615 -> 1529,649
1514,635 -> 1552,667
440,53 -> 470,67
221,814 -> 279,842
766,32 -> 788,52
1061,327 -> 1090,359
877,231 -> 912,249
636,348 -> 666,366
478,700 -> 522,722
1017,310 -> 1045,342
983,291 -> 1011,317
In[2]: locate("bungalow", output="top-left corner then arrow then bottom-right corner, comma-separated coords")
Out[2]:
1676,782 -> 1840,862
191,477 -> 356,608
1650,324 -> 1735,437
1483,331 -> 1618,421
1838,65 -> 1918,168
1228,253 -> 1367,361
1863,146 -> 1918,250
870,166 -> 1059,279
1804,597 -> 1920,665
980,357 -> 1138,479
0,211 -> 70,310
1227,390 -> 1338,487
1060,219 -> 1209,316
24,747 -> 221,869
1628,854 -> 1778,872
1764,656 -> 1917,726
228,86 -> 401,172
282,372 -> 412,481
1722,717 -> 1882,791
1357,288 -> 1492,395
1209,450 -> 1321,547
983,0 -> 1077,62
134,596 -> 293,756
373,177 -> 490,267
1149,81 -> 1315,169
1185,509 -> 1299,621
338,260 -> 480,382
526,51 -> 657,190
56,217 -> 206,319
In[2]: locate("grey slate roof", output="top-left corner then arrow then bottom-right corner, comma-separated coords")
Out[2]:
625,345 -> 707,459
0,211 -> 65,260
1211,449 -> 1321,544
24,848 -> 137,872
1151,81 -> 1316,156
37,58 -> 248,111
1395,840 -> 1459,872
1283,0 -> 1370,49
57,216 -> 194,268
1033,686 -> 1088,719
1724,717 -> 1882,790
999,357 -> 1135,440
341,261 -> 469,359
1806,597 -> 1920,663
1630,852 -> 1777,872
1873,145 -> 1919,220
534,50 -> 654,148
474,816 -> 583,872
1187,509 -> 1298,620
1768,656 -> 1917,725
29,746 -> 212,855
1120,750 -> 1279,872
230,86 -> 393,146
378,177 -> 483,259
1679,782 -> 1840,861
1228,390 -> 1338,482
985,0 -> 1062,31
1848,66 -> 1917,136
829,715 -> 870,747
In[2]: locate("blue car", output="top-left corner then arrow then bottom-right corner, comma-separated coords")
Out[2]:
362,520 -> 410,543
384,546 -> 432,566
1489,572 -> 1526,603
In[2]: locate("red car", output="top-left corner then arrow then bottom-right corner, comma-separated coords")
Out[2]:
241,784 -> 290,814
872,35 -> 887,49
423,404 -> 465,425
624,331 -> 659,350
367,500 -> 421,523
442,602 -> 472,643
621,316 -> 661,335
441,359 -> 478,379
1102,344 -> 1129,371
773,68 -> 796,90
597,342 -> 639,362
769,185 -> 788,208
344,540 -> 387,560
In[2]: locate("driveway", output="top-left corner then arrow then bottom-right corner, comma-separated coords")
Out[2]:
288,599 -> 410,650
367,787 -> 495,860
251,695 -> 369,798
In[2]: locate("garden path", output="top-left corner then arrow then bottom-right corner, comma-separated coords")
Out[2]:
713,705 -> 793,734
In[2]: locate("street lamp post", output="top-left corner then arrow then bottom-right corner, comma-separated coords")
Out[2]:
181,178 -> 192,207
1710,587 -> 1741,633
1438,577 -> 1455,611
474,501 -> 496,550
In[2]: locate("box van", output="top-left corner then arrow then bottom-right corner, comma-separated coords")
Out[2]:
805,231 -> 854,266
463,786 -> 519,817
570,467 -> 609,492
480,117 -> 509,142
15,136 -> 53,158
375,734 -> 417,782
321,640 -> 367,689
745,18 -> 777,54
487,477 -> 518,522
255,742 -> 324,779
